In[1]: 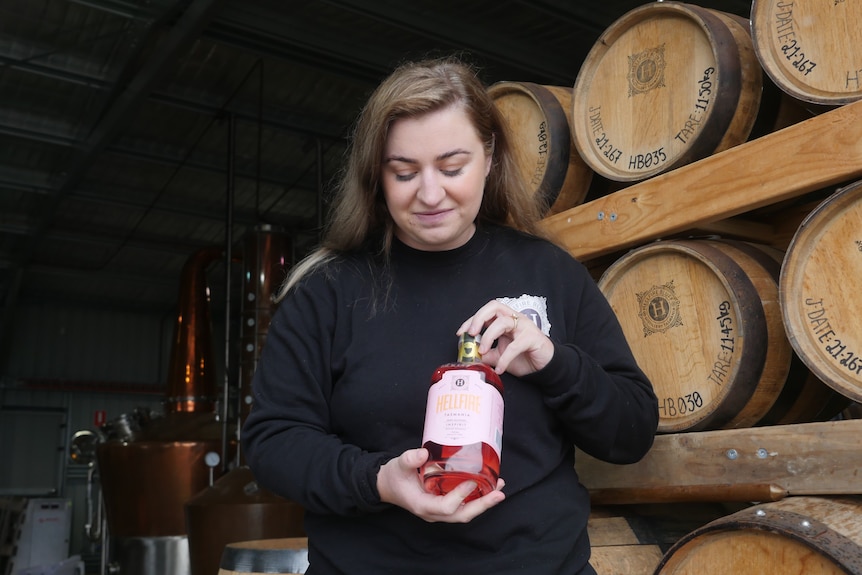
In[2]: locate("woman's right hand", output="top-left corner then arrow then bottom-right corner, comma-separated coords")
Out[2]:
376,447 -> 505,523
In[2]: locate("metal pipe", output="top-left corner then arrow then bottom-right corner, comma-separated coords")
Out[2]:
317,137 -> 324,232
222,112 -> 236,473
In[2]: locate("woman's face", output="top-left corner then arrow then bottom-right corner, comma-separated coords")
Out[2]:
381,105 -> 492,252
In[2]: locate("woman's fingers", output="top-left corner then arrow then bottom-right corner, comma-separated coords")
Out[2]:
378,448 -> 506,523
457,301 -> 520,350
458,300 -> 554,376
421,479 -> 507,523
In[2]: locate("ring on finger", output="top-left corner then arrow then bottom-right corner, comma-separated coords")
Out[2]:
511,313 -> 519,330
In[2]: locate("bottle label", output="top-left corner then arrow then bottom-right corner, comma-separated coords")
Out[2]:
421,369 -> 504,456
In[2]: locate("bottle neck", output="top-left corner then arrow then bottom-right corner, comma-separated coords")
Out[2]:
457,334 -> 481,363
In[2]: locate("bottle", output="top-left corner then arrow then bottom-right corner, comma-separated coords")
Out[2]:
420,332 -> 504,502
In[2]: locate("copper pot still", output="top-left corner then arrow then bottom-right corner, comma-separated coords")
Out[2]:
185,466 -> 305,575
96,410 -> 230,575
93,226 -> 299,575
94,245 -> 230,575
184,225 -> 303,575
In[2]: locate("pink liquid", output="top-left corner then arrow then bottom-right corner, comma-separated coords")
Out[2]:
421,361 -> 503,502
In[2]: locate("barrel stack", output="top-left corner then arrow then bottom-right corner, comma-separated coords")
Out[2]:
537,1 -> 862,574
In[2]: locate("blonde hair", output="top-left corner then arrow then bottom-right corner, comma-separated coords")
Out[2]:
277,55 -> 548,300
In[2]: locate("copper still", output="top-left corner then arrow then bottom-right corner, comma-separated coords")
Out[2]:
185,467 -> 305,575
83,225 -> 303,575
94,246 -> 229,575
185,224 -> 305,575
236,224 -> 292,426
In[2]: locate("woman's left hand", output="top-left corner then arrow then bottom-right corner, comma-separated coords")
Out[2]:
377,448 -> 506,523
458,300 -> 555,376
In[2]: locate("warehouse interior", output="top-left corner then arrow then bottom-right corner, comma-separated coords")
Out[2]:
2,0 -> 861,574
0,0 -> 753,316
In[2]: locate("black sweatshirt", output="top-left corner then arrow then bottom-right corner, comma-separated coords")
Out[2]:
242,225 -> 658,574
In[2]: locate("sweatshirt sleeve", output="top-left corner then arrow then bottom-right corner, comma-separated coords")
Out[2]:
520,257 -> 659,464
241,268 -> 390,516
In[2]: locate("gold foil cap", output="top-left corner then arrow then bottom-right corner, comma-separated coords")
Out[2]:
457,332 -> 481,363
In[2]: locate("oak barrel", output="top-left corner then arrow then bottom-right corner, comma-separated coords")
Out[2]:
218,537 -> 308,575
571,2 -> 763,182
489,81 -> 592,214
751,0 -> 862,106
780,180 -> 862,404
598,239 -> 794,433
750,246 -> 849,425
757,358 -> 850,426
656,496 -> 862,575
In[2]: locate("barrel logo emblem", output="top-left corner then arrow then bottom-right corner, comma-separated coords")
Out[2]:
637,280 -> 683,336
628,44 -> 666,96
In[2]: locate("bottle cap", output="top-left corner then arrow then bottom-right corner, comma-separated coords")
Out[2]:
458,332 -> 481,362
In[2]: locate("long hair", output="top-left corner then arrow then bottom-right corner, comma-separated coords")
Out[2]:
277,55 -> 547,300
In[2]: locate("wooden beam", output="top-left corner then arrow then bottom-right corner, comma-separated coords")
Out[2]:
576,419 -> 862,504
541,99 -> 862,260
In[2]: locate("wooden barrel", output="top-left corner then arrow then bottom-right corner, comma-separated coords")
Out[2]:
656,496 -> 862,574
571,2 -> 763,182
218,537 -> 308,575
751,0 -> 862,106
598,239 -> 794,433
748,245 -> 849,426
757,357 -> 850,426
488,81 -> 593,214
780,180 -> 862,404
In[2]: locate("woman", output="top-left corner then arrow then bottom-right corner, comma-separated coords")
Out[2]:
242,56 -> 658,574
